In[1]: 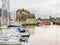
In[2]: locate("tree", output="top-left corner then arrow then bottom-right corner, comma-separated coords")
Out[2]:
37,17 -> 42,21
49,16 -> 55,22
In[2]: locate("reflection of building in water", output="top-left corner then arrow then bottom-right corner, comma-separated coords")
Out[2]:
2,0 -> 10,26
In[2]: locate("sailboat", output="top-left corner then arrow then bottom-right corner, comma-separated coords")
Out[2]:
0,27 -> 21,44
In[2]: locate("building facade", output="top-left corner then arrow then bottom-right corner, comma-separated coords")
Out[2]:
16,9 -> 36,25
16,9 -> 35,21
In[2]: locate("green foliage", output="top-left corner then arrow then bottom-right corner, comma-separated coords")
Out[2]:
49,16 -> 55,22
37,17 -> 41,20
36,16 -> 55,22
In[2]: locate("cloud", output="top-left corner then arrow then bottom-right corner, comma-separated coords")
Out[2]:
0,0 -> 2,8
0,0 -> 60,18
10,0 -> 57,12
10,0 -> 56,8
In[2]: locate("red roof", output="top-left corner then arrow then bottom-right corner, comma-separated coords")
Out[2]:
37,21 -> 50,25
42,21 -> 49,25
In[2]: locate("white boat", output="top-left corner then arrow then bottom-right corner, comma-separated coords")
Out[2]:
20,32 -> 30,42
0,28 -> 21,44
17,28 -> 30,42
8,25 -> 30,42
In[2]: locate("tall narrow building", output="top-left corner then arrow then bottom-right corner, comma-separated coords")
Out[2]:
2,0 -> 10,26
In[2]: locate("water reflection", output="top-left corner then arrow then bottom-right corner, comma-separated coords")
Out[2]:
21,26 -> 35,45
19,27 -> 35,44
21,25 -> 59,45
22,25 -> 35,35
0,25 -> 60,45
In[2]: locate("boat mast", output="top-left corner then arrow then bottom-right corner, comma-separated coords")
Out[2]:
1,0 -> 10,26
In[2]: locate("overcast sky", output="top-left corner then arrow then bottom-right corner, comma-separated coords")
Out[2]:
0,0 -> 60,18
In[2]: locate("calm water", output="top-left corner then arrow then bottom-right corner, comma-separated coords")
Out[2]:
0,25 -> 60,45
22,25 -> 60,45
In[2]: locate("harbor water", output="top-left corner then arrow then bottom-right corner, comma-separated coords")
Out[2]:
0,25 -> 60,45
22,25 -> 60,45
